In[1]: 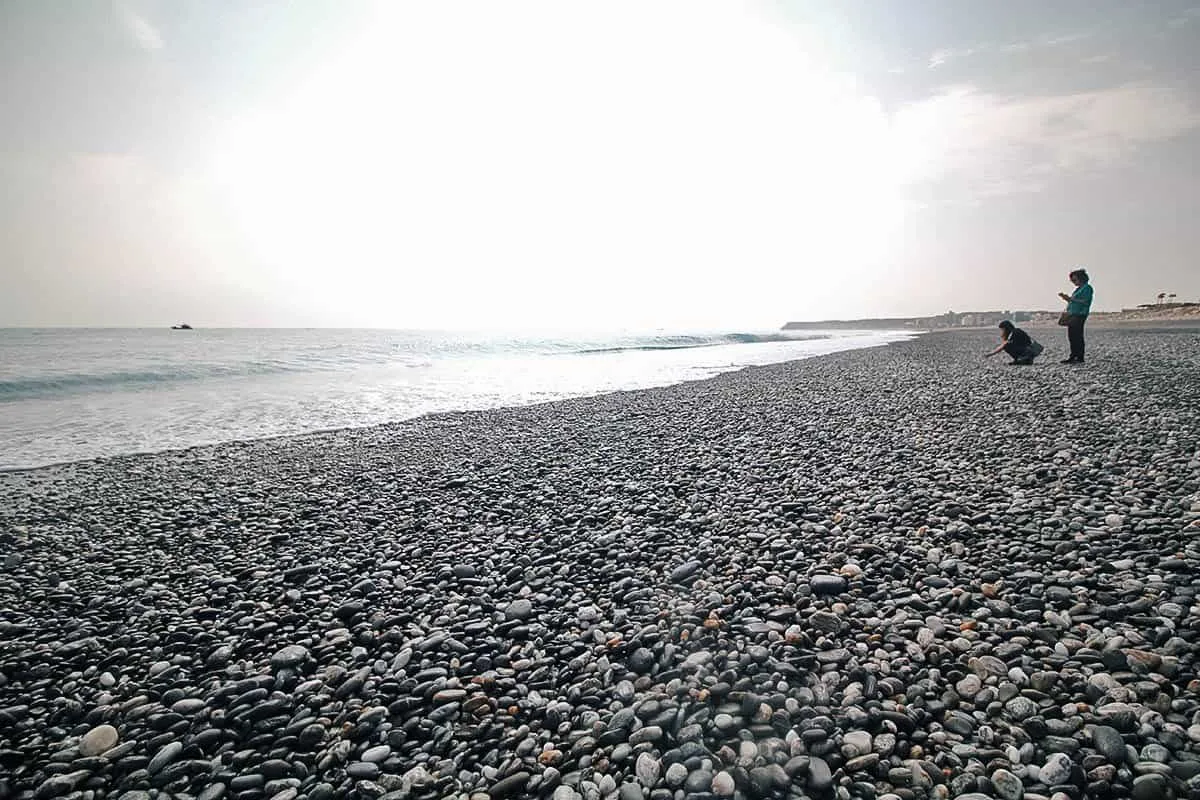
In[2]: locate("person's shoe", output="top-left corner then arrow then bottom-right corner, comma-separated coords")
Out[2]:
1060,358 -> 1078,364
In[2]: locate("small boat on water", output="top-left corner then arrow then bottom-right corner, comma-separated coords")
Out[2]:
171,323 -> 193,330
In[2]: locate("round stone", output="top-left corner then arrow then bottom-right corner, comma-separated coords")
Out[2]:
991,768 -> 1023,800
1005,696 -> 1038,721
807,757 -> 833,791
361,745 -> 391,763
956,674 -> 983,697
504,599 -> 533,620
1091,725 -> 1125,763
842,731 -> 872,758
810,575 -> 847,595
1131,774 -> 1167,800
78,725 -> 119,757
1039,753 -> 1072,786
634,753 -> 660,788
270,645 -> 309,669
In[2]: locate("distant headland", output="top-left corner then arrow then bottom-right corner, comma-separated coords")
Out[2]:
783,301 -> 1200,331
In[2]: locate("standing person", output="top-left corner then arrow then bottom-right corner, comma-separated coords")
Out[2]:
1058,268 -> 1093,364
985,320 -> 1043,365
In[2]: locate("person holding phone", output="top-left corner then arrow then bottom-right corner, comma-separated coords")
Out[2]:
1058,269 -> 1093,364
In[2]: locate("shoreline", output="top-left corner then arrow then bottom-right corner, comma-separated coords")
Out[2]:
2,326 -> 1199,800
0,332 -> 920,478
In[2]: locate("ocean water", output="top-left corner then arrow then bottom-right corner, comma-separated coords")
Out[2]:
0,327 -> 915,470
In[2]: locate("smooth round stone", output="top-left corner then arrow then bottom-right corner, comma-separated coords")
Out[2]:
635,753 -> 660,787
171,698 -> 206,715
230,776 -> 265,792
1039,753 -> 1072,786
452,564 -> 477,579
35,773 -> 86,799
196,784 -> 227,800
810,575 -> 847,595
669,560 -> 702,584
629,648 -> 655,674
1091,725 -> 1126,764
808,611 -> 842,633
148,741 -> 183,774
664,763 -> 688,788
628,726 -> 662,745
712,771 -> 735,797
807,757 -> 833,791
270,645 -> 309,669
504,599 -> 533,620
487,771 -> 531,798
991,768 -> 1023,800
842,731 -> 872,758
1131,774 -> 1167,800
945,711 -> 975,736
1158,602 -> 1184,618
77,724 -> 119,757
361,745 -> 391,763
1139,743 -> 1170,763
684,769 -> 714,793
956,675 -> 983,697
1005,697 -> 1038,721
617,784 -> 644,800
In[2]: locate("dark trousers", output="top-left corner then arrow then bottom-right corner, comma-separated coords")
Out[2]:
1004,341 -> 1042,362
1066,316 -> 1086,361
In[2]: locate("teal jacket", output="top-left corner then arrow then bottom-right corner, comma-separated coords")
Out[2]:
1067,282 -> 1093,317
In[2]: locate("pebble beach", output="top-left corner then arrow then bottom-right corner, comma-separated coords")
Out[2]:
2,326 -> 1199,800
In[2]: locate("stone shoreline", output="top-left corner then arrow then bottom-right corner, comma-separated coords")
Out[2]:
2,326 -> 1199,800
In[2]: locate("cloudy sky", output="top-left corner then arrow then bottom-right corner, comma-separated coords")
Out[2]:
2,0 -> 1198,329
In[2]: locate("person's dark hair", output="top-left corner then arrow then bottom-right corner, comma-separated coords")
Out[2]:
998,320 -> 1014,332
1069,268 -> 1089,282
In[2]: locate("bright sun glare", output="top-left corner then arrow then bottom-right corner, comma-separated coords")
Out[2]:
206,1 -> 916,330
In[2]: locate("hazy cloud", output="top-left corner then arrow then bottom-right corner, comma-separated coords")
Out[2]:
896,83 -> 1200,199
927,33 -> 1093,70
2,0 -> 1199,325
115,2 -> 163,51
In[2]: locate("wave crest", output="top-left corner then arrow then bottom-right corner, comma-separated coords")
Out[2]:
574,332 -> 830,354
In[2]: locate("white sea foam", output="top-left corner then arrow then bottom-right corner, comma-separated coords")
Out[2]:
0,327 -> 915,469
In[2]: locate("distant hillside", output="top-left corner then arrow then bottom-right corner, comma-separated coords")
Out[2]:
783,303 -> 1200,331
783,310 -> 1039,331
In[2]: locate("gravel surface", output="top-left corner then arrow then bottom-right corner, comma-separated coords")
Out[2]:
2,326 -> 1199,800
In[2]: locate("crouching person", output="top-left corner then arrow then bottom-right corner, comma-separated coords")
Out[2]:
985,320 -> 1044,365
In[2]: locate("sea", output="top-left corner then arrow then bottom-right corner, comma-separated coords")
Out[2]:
0,327 -> 915,471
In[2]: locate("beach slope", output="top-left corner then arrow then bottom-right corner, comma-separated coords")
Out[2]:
1,326 -> 1198,800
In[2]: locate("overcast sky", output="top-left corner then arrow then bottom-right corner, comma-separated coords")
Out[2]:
2,0 -> 1198,329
